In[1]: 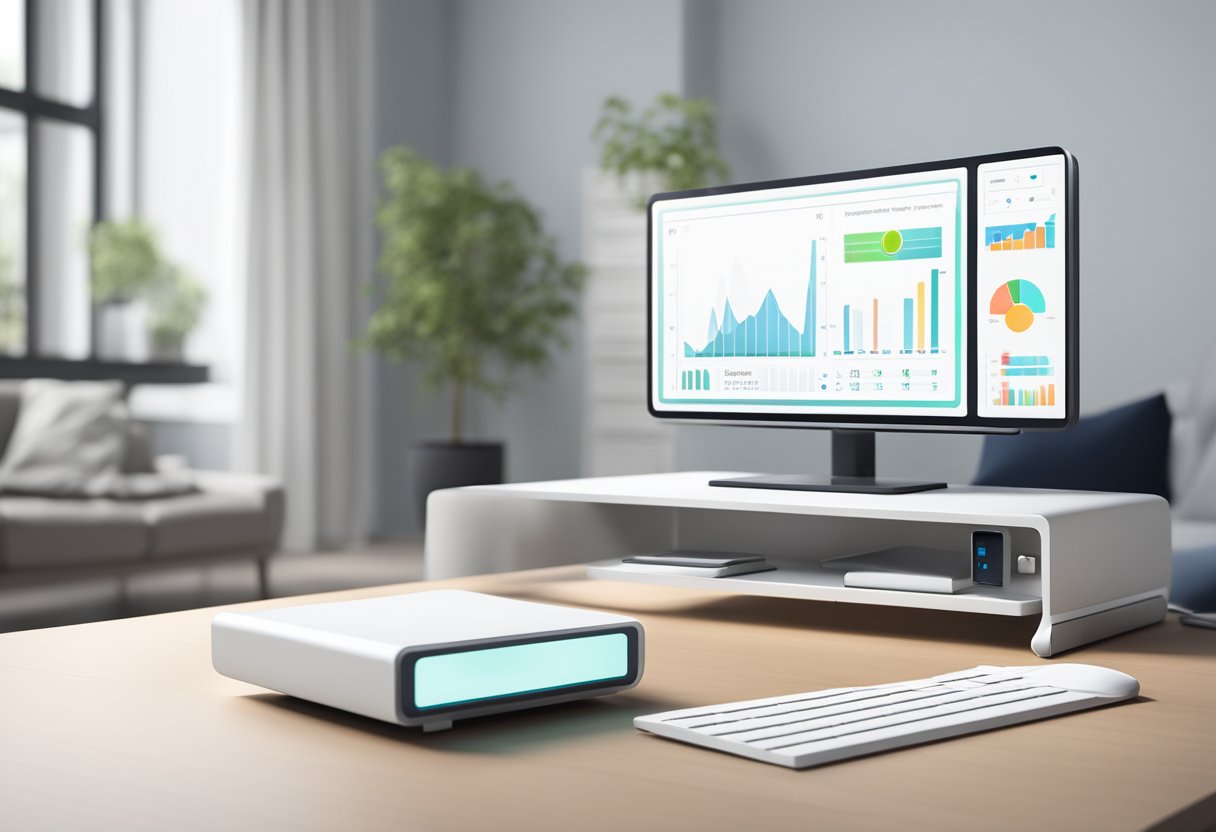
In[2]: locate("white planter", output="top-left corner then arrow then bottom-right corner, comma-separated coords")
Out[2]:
96,300 -> 149,363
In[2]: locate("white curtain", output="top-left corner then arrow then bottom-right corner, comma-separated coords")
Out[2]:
236,0 -> 373,550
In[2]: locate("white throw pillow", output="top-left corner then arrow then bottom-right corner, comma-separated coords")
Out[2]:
0,379 -> 127,497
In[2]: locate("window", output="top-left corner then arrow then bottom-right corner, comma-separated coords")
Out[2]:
0,0 -> 101,359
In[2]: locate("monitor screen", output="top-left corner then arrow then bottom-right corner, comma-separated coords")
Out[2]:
648,148 -> 1075,431
976,155 -> 1069,419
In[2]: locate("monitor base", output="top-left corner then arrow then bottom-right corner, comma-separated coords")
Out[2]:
708,429 -> 947,494
708,474 -> 947,495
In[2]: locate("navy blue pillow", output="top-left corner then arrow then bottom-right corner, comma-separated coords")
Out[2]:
972,393 -> 1172,500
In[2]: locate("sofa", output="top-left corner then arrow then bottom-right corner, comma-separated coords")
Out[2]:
0,382 -> 284,626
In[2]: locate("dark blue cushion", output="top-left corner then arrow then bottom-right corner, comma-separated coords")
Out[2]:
972,393 -> 1172,500
1172,546 -> 1216,612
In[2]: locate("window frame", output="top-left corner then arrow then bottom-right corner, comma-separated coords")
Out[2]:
0,0 -> 104,357
0,0 -> 203,383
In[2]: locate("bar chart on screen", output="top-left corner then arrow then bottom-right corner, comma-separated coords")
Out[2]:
833,267 -> 943,356
988,352 -> 1058,407
985,215 -> 1056,251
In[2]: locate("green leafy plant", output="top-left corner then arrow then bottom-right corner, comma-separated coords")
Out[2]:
88,218 -> 163,303
147,266 -> 208,356
593,92 -> 730,208
365,146 -> 586,443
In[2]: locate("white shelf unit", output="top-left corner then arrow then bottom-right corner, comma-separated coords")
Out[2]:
425,472 -> 1172,656
580,170 -> 673,476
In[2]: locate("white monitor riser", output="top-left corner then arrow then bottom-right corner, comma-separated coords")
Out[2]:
424,473 -> 1171,657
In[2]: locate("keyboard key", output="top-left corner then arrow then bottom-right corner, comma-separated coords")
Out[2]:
769,690 -> 1092,761
695,686 -> 956,737
755,687 -> 1071,750
664,684 -> 933,729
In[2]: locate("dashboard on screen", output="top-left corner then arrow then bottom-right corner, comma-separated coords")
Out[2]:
648,148 -> 1075,430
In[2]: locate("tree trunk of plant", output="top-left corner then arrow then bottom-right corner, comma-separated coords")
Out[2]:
451,379 -> 464,444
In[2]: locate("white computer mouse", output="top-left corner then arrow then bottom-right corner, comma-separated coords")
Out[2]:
979,663 -> 1140,698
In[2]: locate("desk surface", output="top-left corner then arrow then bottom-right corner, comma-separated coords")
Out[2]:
2,567 -> 1214,831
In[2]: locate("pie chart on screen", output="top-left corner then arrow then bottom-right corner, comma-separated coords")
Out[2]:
989,279 -> 1046,333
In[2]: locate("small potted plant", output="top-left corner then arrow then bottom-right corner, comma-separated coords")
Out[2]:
593,92 -> 730,210
366,146 -> 585,522
146,266 -> 208,362
89,218 -> 165,361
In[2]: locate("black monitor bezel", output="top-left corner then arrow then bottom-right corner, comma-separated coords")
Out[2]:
646,145 -> 1078,433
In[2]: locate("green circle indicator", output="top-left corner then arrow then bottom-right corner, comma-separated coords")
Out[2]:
880,229 -> 903,256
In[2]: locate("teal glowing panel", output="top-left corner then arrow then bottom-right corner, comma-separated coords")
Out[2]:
413,633 -> 630,710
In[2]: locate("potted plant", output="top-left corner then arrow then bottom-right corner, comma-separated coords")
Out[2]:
89,218 -> 164,361
593,92 -> 730,210
146,266 -> 208,362
366,146 -> 585,522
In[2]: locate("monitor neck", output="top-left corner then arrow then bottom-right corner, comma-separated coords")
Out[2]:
831,429 -> 876,480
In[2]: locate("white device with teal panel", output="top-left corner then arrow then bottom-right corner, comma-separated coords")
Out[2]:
211,590 -> 644,731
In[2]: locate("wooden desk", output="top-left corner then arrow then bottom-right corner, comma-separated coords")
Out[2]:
2,566 -> 1214,831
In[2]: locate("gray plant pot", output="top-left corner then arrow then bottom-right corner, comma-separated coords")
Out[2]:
150,333 -> 184,362
409,441 -> 504,526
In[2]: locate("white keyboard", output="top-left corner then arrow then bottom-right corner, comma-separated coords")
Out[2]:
635,664 -> 1139,769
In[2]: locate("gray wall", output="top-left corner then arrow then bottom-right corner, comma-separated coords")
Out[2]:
372,0 -> 455,535
146,422 -> 231,471
372,0 -> 685,534
369,0 -> 1214,532
449,0 -> 684,478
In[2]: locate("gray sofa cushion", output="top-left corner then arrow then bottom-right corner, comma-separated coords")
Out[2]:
144,492 -> 274,559
122,421 -> 156,474
0,485 -> 281,569
0,498 -> 150,569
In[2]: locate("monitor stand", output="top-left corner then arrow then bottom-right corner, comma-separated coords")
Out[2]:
708,429 -> 948,495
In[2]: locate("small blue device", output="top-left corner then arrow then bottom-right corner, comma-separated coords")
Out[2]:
972,530 -> 1006,587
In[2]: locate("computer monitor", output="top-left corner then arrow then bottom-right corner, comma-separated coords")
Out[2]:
647,147 -> 1078,493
